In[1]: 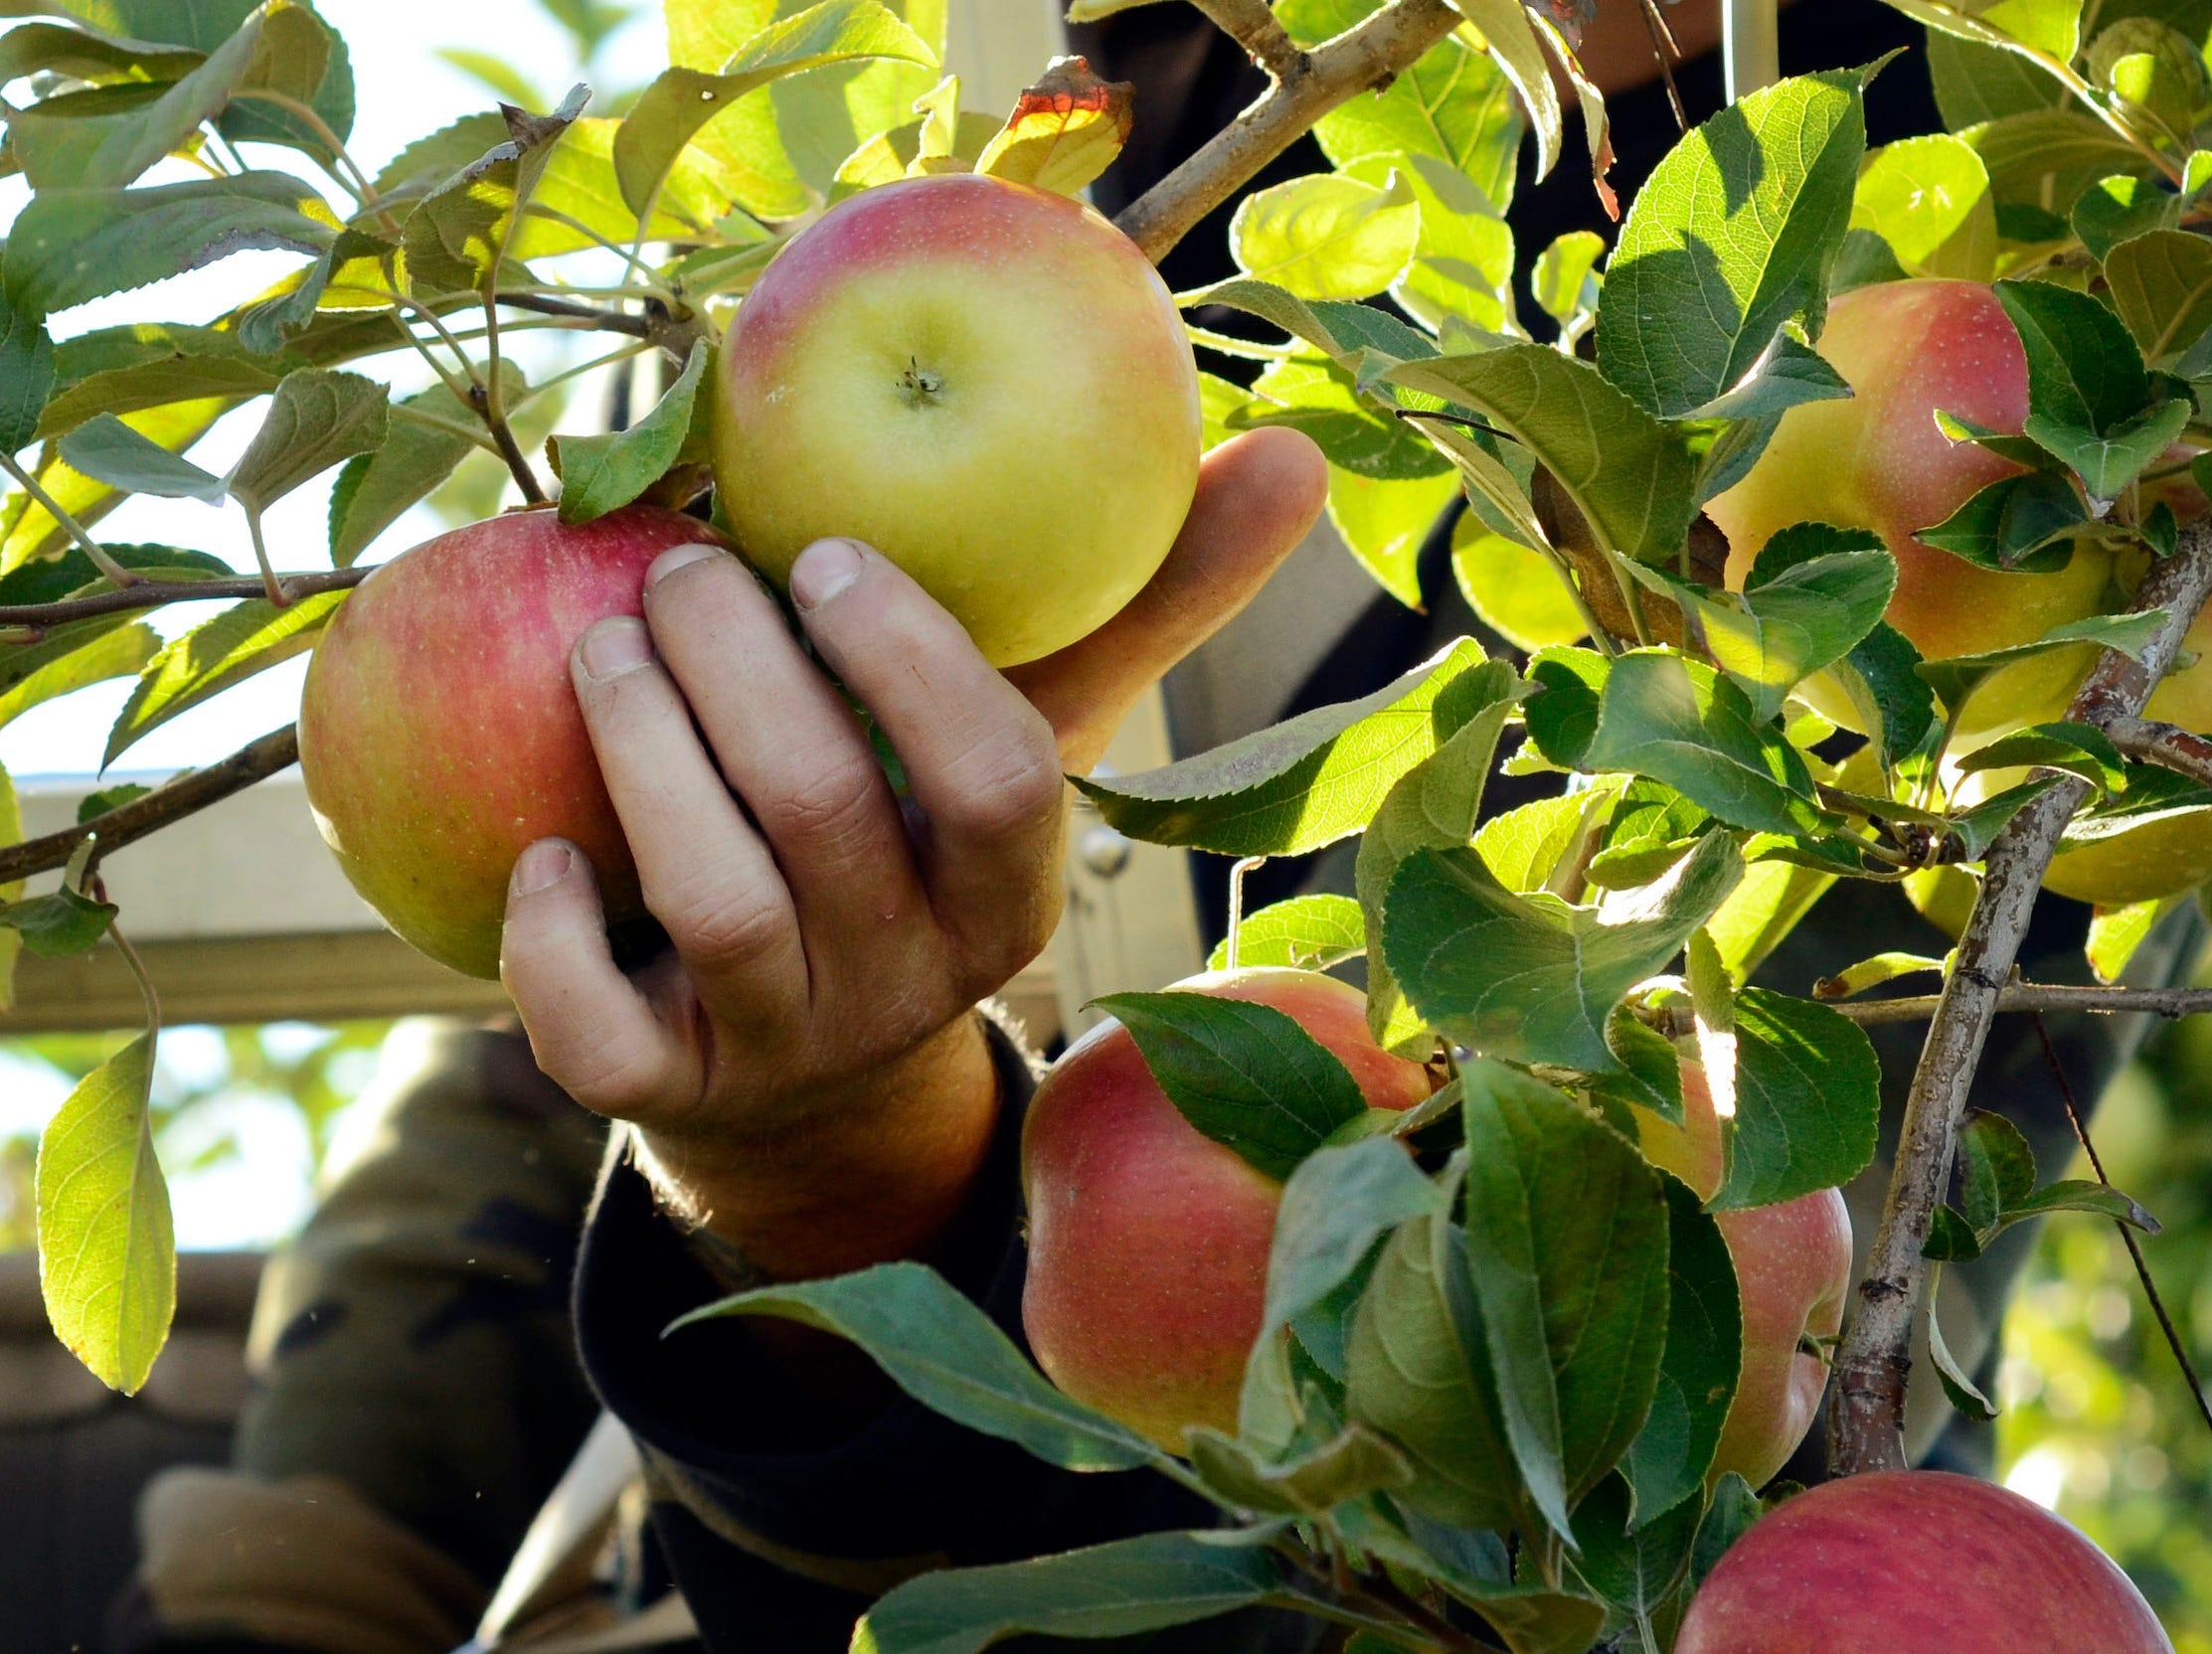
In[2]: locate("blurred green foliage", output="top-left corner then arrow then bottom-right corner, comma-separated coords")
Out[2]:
1999,1005 -> 2212,1651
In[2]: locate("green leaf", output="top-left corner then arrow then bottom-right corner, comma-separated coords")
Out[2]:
1181,277 -> 1441,374
1088,991 -> 1367,1182
2007,1177 -> 2160,1229
2086,894 -> 2178,983
1955,719 -> 2127,791
1685,332 -> 1854,423
612,0 -> 937,219
1850,133 -> 1996,280
326,382 -> 480,566
2072,173 -> 2180,263
1257,1136 -> 1446,1362
1691,1472 -> 1767,1584
552,341 -> 708,524
1926,25 -> 2066,125
8,0 -> 327,191
2088,14 -> 2208,141
1570,1472 -> 1701,1621
1964,107 -> 2149,210
1959,1107 -> 2037,1233
0,620 -> 156,729
1346,1211 -> 1523,1531
1533,230 -> 1606,335
1705,857 -> 1836,988
672,1261 -> 1162,1472
1440,0 -> 1562,186
56,411 -> 229,501
1453,517 -> 1587,652
1885,0 -> 2083,62
1359,149 -> 1516,334
1917,609 -> 2165,716
103,586 -> 347,766
849,1531 -> 1279,1654
1994,276 -> 2191,498
0,20 -> 201,84
1814,949 -> 1947,1000
226,368 -> 388,514
75,780 -> 150,822
1187,1422 -> 1413,1517
2103,229 -> 2212,368
1236,353 -> 1451,482
1926,1262 -> 1998,1421
1711,988 -> 1882,1211
1324,465 -> 1457,608
401,86 -> 588,298
1621,1176 -> 1742,1526
2,171 -> 334,320
1459,1061 -> 1671,1544
1474,786 -> 1617,896
1381,832 -> 1743,1074
0,540 -> 228,606
1388,346 -> 1697,563
1593,70 -> 1869,418
1229,170 -> 1420,302
435,46 -> 546,109
1917,470 -> 2088,573
1332,1500 -> 1609,1654
0,287 -> 54,457
1354,665 -> 1524,1049
0,886 -> 118,958
35,1032 -> 171,1394
1208,893 -> 1367,973
1521,644 -> 1608,769
1071,638 -> 1499,856
1582,651 -> 1829,837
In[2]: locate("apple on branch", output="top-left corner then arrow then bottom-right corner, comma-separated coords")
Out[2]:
1677,1469 -> 2172,1652
1020,967 -> 1433,1451
1706,278 -> 2113,743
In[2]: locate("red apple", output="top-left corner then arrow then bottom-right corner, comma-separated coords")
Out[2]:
1676,1469 -> 2172,1652
1707,279 -> 2112,740
713,171 -> 1203,668
1636,1062 -> 1853,1489
1020,968 -> 1433,1451
298,505 -> 728,979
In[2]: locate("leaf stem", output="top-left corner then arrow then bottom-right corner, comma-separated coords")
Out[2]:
0,451 -> 141,587
232,89 -> 381,204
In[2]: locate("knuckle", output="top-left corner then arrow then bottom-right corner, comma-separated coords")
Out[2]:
526,1026 -> 668,1118
658,875 -> 792,964
941,720 -> 1065,841
757,763 -> 884,853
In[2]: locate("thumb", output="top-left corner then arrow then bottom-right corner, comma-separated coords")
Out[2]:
1006,425 -> 1329,775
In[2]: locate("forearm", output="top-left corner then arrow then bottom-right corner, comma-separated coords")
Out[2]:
632,1011 -> 1005,1282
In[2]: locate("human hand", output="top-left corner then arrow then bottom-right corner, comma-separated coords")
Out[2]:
499,427 -> 1325,1278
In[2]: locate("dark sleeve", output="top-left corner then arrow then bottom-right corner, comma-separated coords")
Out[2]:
574,1014 -> 1315,1654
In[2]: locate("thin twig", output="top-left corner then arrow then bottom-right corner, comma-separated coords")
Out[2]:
1652,983 -> 2212,1033
1829,519 -> 2212,1476
2104,714 -> 2212,789
1113,0 -> 1461,262
0,725 -> 302,888
1638,0 -> 1690,131
0,451 -> 141,587
2031,1014 -> 2212,1443
1191,0 -> 1307,81
501,292 -> 653,339
0,567 -> 371,631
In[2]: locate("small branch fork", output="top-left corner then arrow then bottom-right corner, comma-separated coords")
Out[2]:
1114,0 -> 1462,261
1828,520 -> 2212,1477
2104,714 -> 2212,789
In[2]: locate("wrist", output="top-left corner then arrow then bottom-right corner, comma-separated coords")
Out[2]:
632,1012 -> 1003,1280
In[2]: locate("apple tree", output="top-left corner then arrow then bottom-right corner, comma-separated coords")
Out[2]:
7,0 -> 2212,1646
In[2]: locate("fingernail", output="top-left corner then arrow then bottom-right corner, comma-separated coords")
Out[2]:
646,542 -> 725,590
789,538 -> 863,611
512,839 -> 572,896
578,616 -> 652,680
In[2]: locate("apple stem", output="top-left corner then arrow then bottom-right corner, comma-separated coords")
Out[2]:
1828,519 -> 2212,1476
1224,855 -> 1266,971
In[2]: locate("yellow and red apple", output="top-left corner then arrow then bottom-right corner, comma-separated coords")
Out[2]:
713,172 -> 1204,668
1020,968 -> 1433,1451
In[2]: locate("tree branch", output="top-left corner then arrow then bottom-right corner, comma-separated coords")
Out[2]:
1828,519 -> 2212,1477
0,725 -> 301,887
1113,0 -> 1461,262
2103,713 -> 2212,789
1191,0 -> 1307,81
498,291 -> 653,337
1655,982 -> 2212,1033
0,567 -> 372,632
